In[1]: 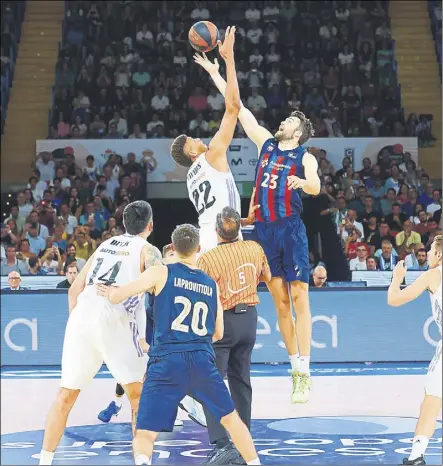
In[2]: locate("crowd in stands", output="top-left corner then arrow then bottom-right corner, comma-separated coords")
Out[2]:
1,150 -> 147,277
310,147 -> 442,273
0,1 -> 25,135
48,0 -> 434,142
429,0 -> 442,75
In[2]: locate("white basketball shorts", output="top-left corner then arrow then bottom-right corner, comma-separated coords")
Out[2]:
425,339 -> 442,398
60,292 -> 146,390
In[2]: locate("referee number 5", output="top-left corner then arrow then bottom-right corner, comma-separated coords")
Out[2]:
261,173 -> 278,189
171,296 -> 209,336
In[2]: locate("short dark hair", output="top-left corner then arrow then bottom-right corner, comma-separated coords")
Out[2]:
216,207 -> 241,241
172,224 -> 199,257
290,111 -> 315,145
28,257 -> 38,268
30,222 -> 38,229
123,200 -> 153,235
387,188 -> 397,194
170,134 -> 192,167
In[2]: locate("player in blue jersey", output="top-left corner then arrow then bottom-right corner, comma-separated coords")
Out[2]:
97,244 -> 206,428
96,224 -> 261,466
196,54 -> 321,404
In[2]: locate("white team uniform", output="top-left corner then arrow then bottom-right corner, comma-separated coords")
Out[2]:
187,153 -> 242,255
60,234 -> 147,390
425,264 -> 442,398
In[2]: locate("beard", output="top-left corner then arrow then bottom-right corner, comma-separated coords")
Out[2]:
275,128 -> 299,142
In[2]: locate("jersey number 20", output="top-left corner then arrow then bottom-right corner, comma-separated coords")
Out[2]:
171,296 -> 208,336
192,181 -> 216,215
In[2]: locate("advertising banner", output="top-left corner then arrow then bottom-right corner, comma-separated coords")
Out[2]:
36,137 -> 418,183
1,289 -> 439,365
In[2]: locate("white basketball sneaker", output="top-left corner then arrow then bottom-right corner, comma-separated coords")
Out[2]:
179,396 -> 207,427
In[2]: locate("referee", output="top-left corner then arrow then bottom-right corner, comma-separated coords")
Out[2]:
197,206 -> 271,465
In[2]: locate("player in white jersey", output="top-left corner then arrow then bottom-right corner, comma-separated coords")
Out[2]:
170,27 -> 249,255
388,235 -> 442,466
38,201 -> 162,466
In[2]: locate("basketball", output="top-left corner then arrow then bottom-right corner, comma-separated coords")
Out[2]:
188,21 -> 220,53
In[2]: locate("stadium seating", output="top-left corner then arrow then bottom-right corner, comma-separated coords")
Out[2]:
0,1 -> 25,135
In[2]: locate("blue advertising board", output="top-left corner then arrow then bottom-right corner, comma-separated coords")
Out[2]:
1,289 -> 440,365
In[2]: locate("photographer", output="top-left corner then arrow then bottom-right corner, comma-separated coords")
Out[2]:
339,208 -> 364,242
40,246 -> 63,275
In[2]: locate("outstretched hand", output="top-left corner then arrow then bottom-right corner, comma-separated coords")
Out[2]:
242,188 -> 260,226
218,25 -> 236,61
193,52 -> 220,75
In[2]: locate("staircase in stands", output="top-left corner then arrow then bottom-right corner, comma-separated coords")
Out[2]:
390,0 -> 442,178
0,1 -> 64,188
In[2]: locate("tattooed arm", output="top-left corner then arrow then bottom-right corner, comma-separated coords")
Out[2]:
141,243 -> 163,272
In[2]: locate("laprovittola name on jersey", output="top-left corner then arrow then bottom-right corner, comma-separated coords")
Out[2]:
174,277 -> 214,297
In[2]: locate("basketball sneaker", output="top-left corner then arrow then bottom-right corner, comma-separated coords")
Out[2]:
97,401 -> 121,423
179,396 -> 207,427
402,456 -> 425,465
291,371 -> 311,403
174,418 -> 184,427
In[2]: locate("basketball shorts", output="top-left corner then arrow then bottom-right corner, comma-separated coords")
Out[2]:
60,294 -> 146,390
425,339 -> 442,398
252,215 -> 309,283
136,350 -> 235,432
198,224 -> 243,258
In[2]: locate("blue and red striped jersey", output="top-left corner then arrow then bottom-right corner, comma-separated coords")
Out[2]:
254,138 -> 307,223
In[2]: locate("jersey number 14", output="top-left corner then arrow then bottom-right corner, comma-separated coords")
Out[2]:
88,258 -> 122,285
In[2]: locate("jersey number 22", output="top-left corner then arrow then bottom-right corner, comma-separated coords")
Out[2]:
192,181 -> 216,215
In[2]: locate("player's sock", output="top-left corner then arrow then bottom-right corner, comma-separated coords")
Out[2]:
289,353 -> 300,372
299,356 -> 311,376
114,395 -> 123,408
135,453 -> 152,465
409,435 -> 429,461
246,458 -> 261,465
39,450 -> 54,465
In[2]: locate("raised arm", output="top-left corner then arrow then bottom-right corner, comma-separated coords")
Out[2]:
194,54 -> 272,150
196,27 -> 240,171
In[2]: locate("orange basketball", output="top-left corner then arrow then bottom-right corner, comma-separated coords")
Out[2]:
188,21 -> 220,53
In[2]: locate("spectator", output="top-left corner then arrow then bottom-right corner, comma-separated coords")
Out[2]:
35,152 -> 56,183
25,223 -> 46,256
5,206 -> 25,235
187,86 -> 207,114
310,265 -> 328,287
27,256 -> 48,276
207,87 -> 224,112
349,244 -> 369,270
377,240 -> 398,271
70,227 -> 96,261
345,233 -> 362,260
368,220 -> 394,254
405,243 -> 426,270
426,189 -> 442,216
418,183 -> 435,210
408,248 -> 429,271
56,263 -> 79,288
386,202 -> 408,234
0,246 -> 28,276
151,87 -> 170,113
64,243 -> 86,271
384,165 -> 401,193
380,188 -> 397,216
396,220 -> 422,258
40,246 -> 63,275
366,256 -> 378,271
339,209 -> 364,241
79,202 -> 106,239
414,210 -> 431,237
188,113 -> 209,134
402,187 -> 419,218
4,271 -> 28,290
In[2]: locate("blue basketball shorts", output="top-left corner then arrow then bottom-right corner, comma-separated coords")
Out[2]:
253,215 -> 309,283
136,350 -> 235,432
